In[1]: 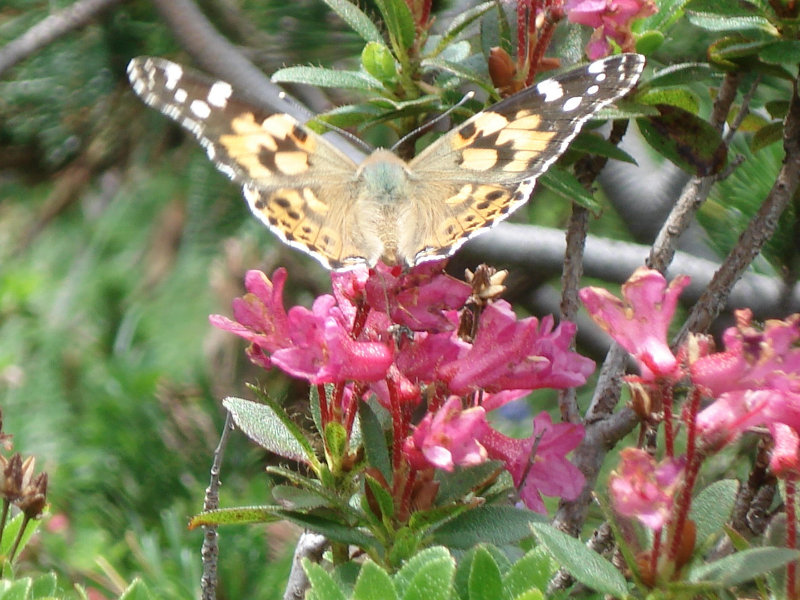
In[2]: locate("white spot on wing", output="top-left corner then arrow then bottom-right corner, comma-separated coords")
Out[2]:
587,85 -> 599,95
563,96 -> 582,112
208,81 -> 233,107
164,62 -> 183,90
174,88 -> 188,103
536,78 -> 563,102
190,99 -> 211,118
588,59 -> 606,75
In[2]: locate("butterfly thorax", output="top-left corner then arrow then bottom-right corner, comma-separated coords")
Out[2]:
356,150 -> 412,203
353,149 -> 414,265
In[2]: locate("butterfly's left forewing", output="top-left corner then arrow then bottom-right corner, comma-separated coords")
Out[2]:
127,57 -> 383,270
401,53 -> 645,265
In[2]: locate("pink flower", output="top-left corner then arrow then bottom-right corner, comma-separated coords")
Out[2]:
770,423 -> 800,480
441,301 -> 595,394
580,267 -> 688,382
609,448 -> 684,531
403,397 -> 490,471
365,261 -> 471,332
480,413 -> 585,513
693,310 -> 800,447
210,269 -> 393,384
566,0 -> 656,59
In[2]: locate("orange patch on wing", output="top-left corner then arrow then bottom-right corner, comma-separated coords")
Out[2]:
460,148 -> 498,171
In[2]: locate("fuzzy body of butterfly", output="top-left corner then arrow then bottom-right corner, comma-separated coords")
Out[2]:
127,54 -> 645,271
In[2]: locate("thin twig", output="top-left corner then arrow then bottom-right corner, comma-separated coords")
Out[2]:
283,532 -> 328,600
557,120 -> 631,423
464,223 -> 800,317
201,411 -> 234,600
724,76 -> 761,145
647,71 -> 743,272
678,72 -> 800,340
0,0 -> 122,78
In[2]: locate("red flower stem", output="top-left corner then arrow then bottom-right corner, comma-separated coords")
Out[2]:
662,382 -> 675,458
330,382 -> 345,423
684,388 -> 702,469
351,299 -> 370,339
650,528 -> 662,582
317,384 -> 329,426
787,479 -> 798,600
399,468 -> 417,520
667,453 -> 700,564
387,377 -> 404,470
516,0 -> 529,68
345,383 -> 363,437
420,0 -> 432,28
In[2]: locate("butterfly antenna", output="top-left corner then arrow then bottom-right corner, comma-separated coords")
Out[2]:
390,91 -> 475,152
277,91 -> 375,153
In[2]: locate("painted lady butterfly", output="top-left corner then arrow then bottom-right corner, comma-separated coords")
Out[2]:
127,54 -> 644,270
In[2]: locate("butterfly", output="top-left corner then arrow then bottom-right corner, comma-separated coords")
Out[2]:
127,54 -> 644,270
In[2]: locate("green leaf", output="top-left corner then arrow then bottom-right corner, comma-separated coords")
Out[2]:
304,559 -> 347,600
570,132 -> 638,165
646,62 -> 715,88
277,510 -> 377,549
321,0 -> 383,43
469,547 -> 505,600
690,479 -> 738,548
435,461 -> 504,504
638,88 -> 699,113
394,547 -> 453,598
359,400 -> 392,483
189,506 -> 280,527
362,42 -> 398,80
374,0 -> 416,52
479,2 -> 513,59
325,421 -> 348,463
118,579 -> 154,600
751,120 -> 783,152
354,560 -> 398,600
759,40 -> 800,64
272,66 -> 382,90
433,2 -> 494,56
765,99 -> 789,119
539,166 -> 600,213
503,547 -> 555,598
30,573 -> 57,598
0,514 -> 40,561
399,553 -> 455,600
366,474 -> 395,519
636,0 -> 689,31
636,105 -> 727,176
531,523 -> 628,599
708,36 -> 773,69
223,397 -> 317,466
0,579 -> 32,600
684,0 -> 778,33
634,30 -> 664,54
437,41 -> 471,64
432,506 -> 544,548
272,484 -> 329,510
388,527 -> 425,567
688,547 -> 800,586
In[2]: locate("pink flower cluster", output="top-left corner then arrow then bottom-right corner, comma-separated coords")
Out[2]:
580,266 -> 800,529
566,0 -> 656,59
212,261 -> 595,512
